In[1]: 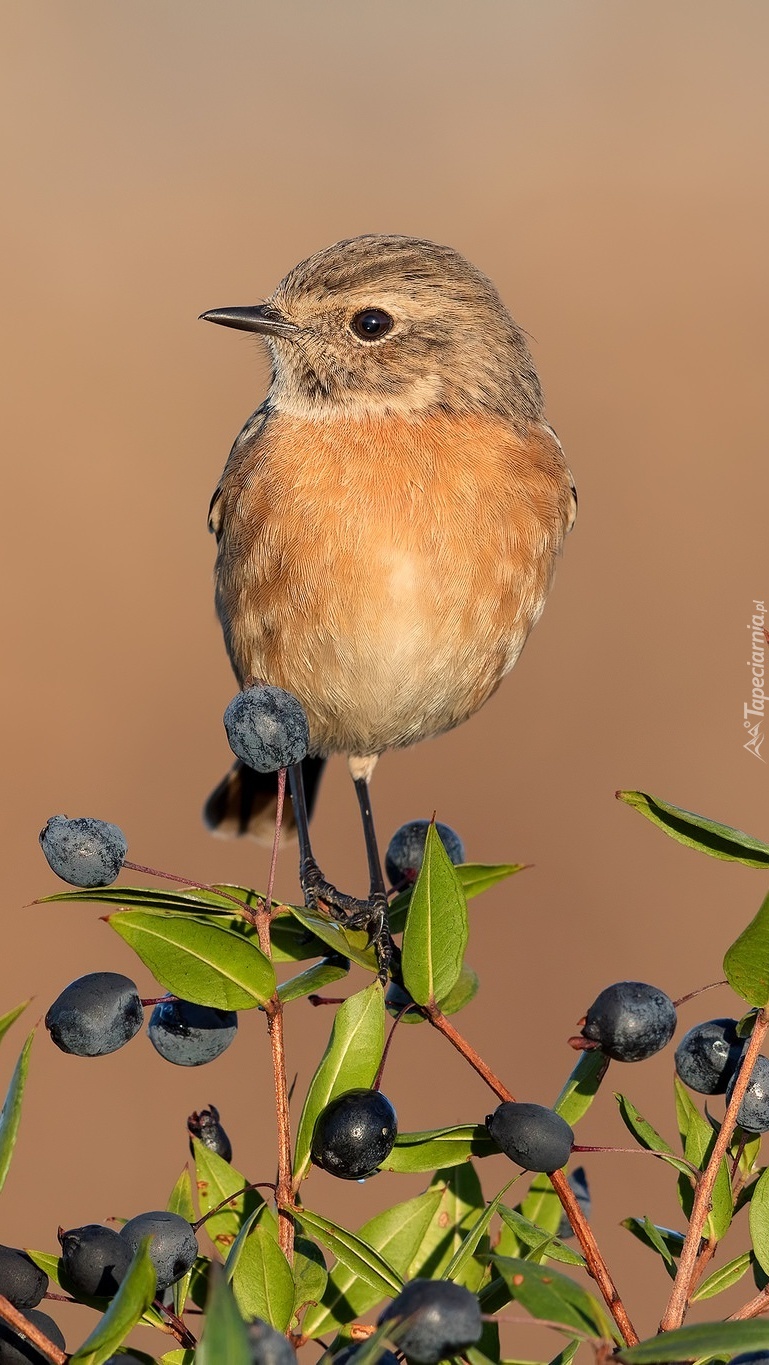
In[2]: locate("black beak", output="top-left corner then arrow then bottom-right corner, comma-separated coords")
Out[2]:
199,303 -> 297,338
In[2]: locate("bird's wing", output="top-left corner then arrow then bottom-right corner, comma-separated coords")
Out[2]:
207,402 -> 271,540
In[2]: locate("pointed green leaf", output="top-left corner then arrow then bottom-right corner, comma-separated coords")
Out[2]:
498,1207 -> 586,1269
277,955 -> 349,1005
616,1092 -> 675,1154
285,905 -> 378,972
725,893 -> 769,1006
0,1030 -> 34,1192
381,1124 -> 495,1173
167,1166 -> 196,1317
692,1251 -> 752,1301
302,1186 -> 445,1338
0,1001 -> 30,1046
35,883 -> 249,912
197,1265 -> 251,1365
620,1320 -> 769,1361
617,791 -> 769,867
109,909 -> 275,1008
386,965 -> 479,1026
192,1138 -> 271,1259
408,1164 -> 486,1283
401,824 -> 469,1005
490,1255 -> 612,1338
292,1206 -> 402,1297
70,1237 -> 156,1365
548,1342 -> 580,1365
621,1217 -> 684,1274
292,1236 -> 328,1327
750,1166 -> 769,1274
389,863 -> 525,933
673,1078 -> 732,1240
293,982 -> 385,1182
160,1352 -> 195,1365
226,1210 -> 294,1330
554,1051 -> 609,1126
442,1179 -> 517,1284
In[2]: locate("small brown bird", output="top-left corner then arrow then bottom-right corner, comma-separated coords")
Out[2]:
202,235 -> 576,961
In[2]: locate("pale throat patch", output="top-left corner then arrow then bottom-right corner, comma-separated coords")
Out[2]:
269,371 -> 444,421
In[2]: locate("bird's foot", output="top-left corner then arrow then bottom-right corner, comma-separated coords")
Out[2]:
301,859 -> 393,982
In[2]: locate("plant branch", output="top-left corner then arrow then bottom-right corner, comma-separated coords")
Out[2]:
122,860 -> 259,925
729,1286 -> 769,1321
424,1007 -> 638,1346
259,769 -> 295,1263
660,1005 -> 769,1332
0,1295 -> 66,1365
154,1297 -> 197,1349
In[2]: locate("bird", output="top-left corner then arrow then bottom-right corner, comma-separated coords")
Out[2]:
201,234 -> 576,967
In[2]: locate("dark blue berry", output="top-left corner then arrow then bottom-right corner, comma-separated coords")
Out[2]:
59,1224 -> 130,1298
0,1309 -> 65,1363
45,973 -> 142,1057
148,999 -> 237,1067
378,1279 -> 481,1365
245,1317 -> 297,1365
39,815 -> 127,888
223,686 -> 309,772
0,1246 -> 48,1310
384,820 -> 465,887
674,1018 -> 743,1094
726,1054 -> 769,1132
119,1211 -> 198,1291
581,981 -> 677,1061
486,1101 -> 573,1173
311,1089 -> 397,1180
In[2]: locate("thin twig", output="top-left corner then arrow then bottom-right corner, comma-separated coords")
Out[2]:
729,1287 -> 769,1321
122,859 -> 259,925
0,1295 -> 66,1365
660,1006 -> 769,1332
424,1007 -> 639,1346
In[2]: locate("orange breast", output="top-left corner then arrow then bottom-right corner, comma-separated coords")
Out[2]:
213,409 -> 573,756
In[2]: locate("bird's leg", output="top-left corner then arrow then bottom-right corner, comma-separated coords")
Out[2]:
286,763 -> 393,981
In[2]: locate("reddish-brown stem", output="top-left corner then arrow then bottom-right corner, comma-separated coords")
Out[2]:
257,771 -> 295,1263
660,1006 -> 769,1332
673,980 -> 729,1009
372,1004 -> 413,1092
154,1297 -> 197,1349
729,1286 -> 769,1321
193,1181 -> 277,1230
122,860 -> 259,925
425,1005 -> 639,1347
0,1295 -> 66,1364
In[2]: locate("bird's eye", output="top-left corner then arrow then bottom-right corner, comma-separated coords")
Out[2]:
350,308 -> 394,341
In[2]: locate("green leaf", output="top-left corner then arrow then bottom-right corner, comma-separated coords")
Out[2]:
292,1206 -> 402,1298
293,982 -> 385,1182
160,1352 -> 195,1365
408,1164 -> 486,1282
498,1207 -> 586,1269
197,1264 -> 251,1365
109,909 -> 275,1008
192,1138 -> 271,1258
292,1236 -> 328,1327
70,1237 -> 156,1365
673,1078 -> 732,1240
692,1251 -> 752,1301
616,1093 -> 675,1154
35,883 -> 249,912
0,1001 -> 30,1046
277,955 -> 350,1005
554,1051 -> 609,1126
226,1208 -> 294,1330
302,1186 -> 445,1339
750,1166 -> 769,1274
617,791 -> 769,867
520,1173 -> 563,1238
443,1179 -> 517,1284
285,904 -> 378,972
0,1030 -> 34,1192
621,1217 -> 684,1274
620,1320 -> 769,1361
381,1124 -> 496,1173
167,1166 -> 196,1317
548,1343 -> 581,1365
725,893 -> 769,1006
389,863 -> 525,933
490,1255 -> 612,1338
386,965 -> 479,1026
401,824 -> 469,1005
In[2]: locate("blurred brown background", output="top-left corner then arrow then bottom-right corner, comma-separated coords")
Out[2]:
2,0 -> 768,1355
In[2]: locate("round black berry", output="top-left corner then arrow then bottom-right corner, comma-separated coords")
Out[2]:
581,981 -> 677,1062
188,1105 -> 232,1163
674,1018 -> 743,1094
45,972 -> 143,1057
59,1224 -> 131,1298
378,1279 -> 482,1365
384,820 -> 465,888
148,998 -> 237,1067
311,1089 -> 397,1180
486,1101 -> 574,1173
726,1054 -> 769,1133
245,1317 -> 297,1365
0,1309 -> 65,1363
119,1211 -> 198,1291
223,686 -> 309,773
39,814 -> 127,888
0,1246 -> 48,1310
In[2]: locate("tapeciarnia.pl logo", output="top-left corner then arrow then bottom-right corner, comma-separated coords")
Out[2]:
744,599 -> 768,761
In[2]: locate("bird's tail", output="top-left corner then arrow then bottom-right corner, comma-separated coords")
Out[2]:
203,756 -> 326,843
